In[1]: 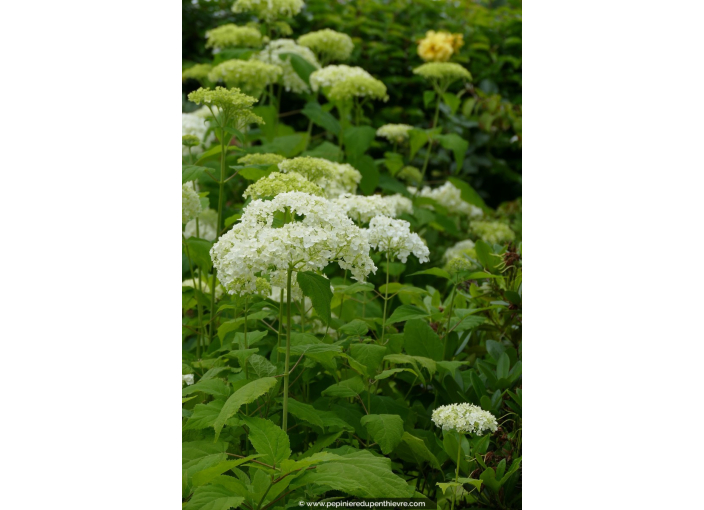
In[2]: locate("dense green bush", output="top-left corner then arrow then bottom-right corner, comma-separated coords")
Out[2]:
182,1 -> 521,508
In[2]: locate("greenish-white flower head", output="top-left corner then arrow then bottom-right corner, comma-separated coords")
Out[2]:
298,29 -> 354,64
232,0 -> 305,22
182,182 -> 202,224
253,39 -> 320,93
367,216 -> 430,264
410,182 -> 483,219
332,193 -> 396,224
208,59 -> 282,96
381,193 -> 414,216
205,24 -> 263,50
187,87 -> 263,125
310,65 -> 388,102
432,403 -> 498,435
182,111 -> 216,155
413,62 -> 472,93
253,277 -> 272,297
211,191 -> 376,296
443,239 -> 478,274
184,208 -> 218,241
278,157 -> 361,198
397,166 -> 423,186
182,134 -> 200,148
243,171 -> 323,200
376,124 -> 414,143
469,220 -> 516,245
238,153 -> 286,166
182,63 -> 213,84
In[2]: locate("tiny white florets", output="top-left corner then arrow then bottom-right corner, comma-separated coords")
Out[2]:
431,403 -> 498,435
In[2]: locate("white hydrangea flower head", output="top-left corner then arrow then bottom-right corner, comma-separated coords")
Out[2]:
367,216 -> 430,264
444,239 -> 476,262
211,191 -> 376,296
254,39 -> 320,93
469,220 -> 516,245
297,29 -> 354,63
443,239 -> 478,274
243,171 -> 323,200
182,182 -> 202,224
332,193 -> 396,224
184,208 -> 218,241
182,374 -> 195,386
238,153 -> 286,166
310,65 -> 388,102
413,62 -> 472,84
205,24 -> 263,50
381,194 -> 413,216
431,403 -> 498,435
411,182 -> 483,219
182,111 -> 216,155
277,157 -> 360,198
232,0 -> 305,21
376,124 -> 414,143
208,59 -> 282,96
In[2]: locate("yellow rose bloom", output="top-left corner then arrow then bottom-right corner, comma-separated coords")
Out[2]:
417,30 -> 464,62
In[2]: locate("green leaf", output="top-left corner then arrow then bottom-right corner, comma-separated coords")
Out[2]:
349,343 -> 387,374
192,456 -> 261,487
213,377 -> 277,441
235,164 -> 276,181
383,152 -> 404,175
343,126 -> 376,156
302,101 -> 341,135
437,133 -> 469,170
423,90 -> 436,108
183,165 -> 211,183
497,352 -> 510,379
374,368 -> 416,380
185,238 -> 214,274
348,154 -> 379,195
242,416 -> 291,467
184,400 -> 227,431
404,319 -> 444,361
409,268 -> 451,279
281,53 -> 317,86
296,449 -> 414,498
322,377 -> 364,398
184,485 -> 244,510
399,432 -> 442,469
195,144 -> 242,165
338,319 -> 369,336
252,105 -> 277,142
247,354 -> 277,378
296,271 -> 333,324
442,93 -> 461,115
360,414 -> 404,454
287,398 -> 325,429
182,379 -> 230,400
408,129 -> 429,160
386,305 -> 430,324
447,177 -> 490,212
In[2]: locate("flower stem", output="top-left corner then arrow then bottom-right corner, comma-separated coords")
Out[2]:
443,283 -> 457,358
276,288 -> 284,364
420,94 -> 443,187
209,129 -> 228,345
282,267 -> 293,432
451,438 -> 463,510
182,234 -> 204,359
380,250 -> 391,345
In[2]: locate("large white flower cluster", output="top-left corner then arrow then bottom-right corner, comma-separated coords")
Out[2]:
381,194 -> 414,216
297,29 -> 354,63
332,193 -> 396,224
376,124 -> 414,143
211,192 -> 376,295
182,111 -> 215,155
367,216 -> 429,263
182,182 -> 202,224
208,59 -> 282,96
277,157 -> 361,198
232,0 -> 305,21
410,182 -> 483,219
254,39 -> 320,93
431,403 -> 498,436
184,208 -> 218,241
310,65 -> 388,102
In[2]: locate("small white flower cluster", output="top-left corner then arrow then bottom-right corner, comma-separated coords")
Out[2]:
182,111 -> 216,155
332,193 -> 396,224
443,239 -> 478,274
381,194 -> 414,216
211,192 -> 376,296
469,220 -> 516,245
367,216 -> 430,263
182,374 -> 195,386
310,65 -> 388,102
431,403 -> 498,435
444,239 -> 476,262
207,59 -> 282,96
232,0 -> 305,21
297,29 -> 354,63
410,182 -> 483,219
254,39 -> 320,93
182,182 -> 202,224
376,124 -> 414,143
184,208 -> 218,241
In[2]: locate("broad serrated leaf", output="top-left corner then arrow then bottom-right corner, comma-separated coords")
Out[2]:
343,126 -> 376,156
242,416 -> 291,467
386,305 -> 430,324
399,432 -> 442,469
184,485 -> 244,510
296,271 -> 333,324
404,319 -> 444,361
302,101 -> 341,135
287,398 -> 325,429
182,379 -> 230,400
349,343 -> 386,374
247,354 -> 277,378
183,165 -> 211,183
213,377 -> 277,441
192,456 -> 261,487
409,268 -> 451,279
360,414 -> 404,454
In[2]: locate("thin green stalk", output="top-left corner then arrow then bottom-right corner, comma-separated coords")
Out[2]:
419,94 -> 443,187
182,234 -> 204,359
451,438 -> 463,510
380,250 -> 391,345
443,283 -> 457,358
276,288 -> 284,364
209,127 -> 228,345
282,267 -> 293,432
